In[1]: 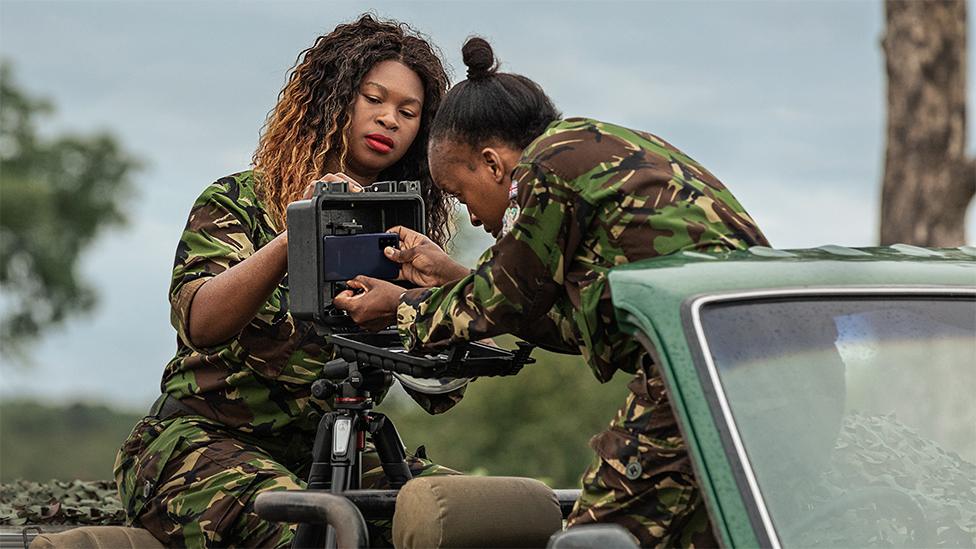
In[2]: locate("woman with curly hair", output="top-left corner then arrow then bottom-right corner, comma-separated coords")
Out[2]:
114,15 -> 458,548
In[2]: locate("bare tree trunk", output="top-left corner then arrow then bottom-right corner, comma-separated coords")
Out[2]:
880,0 -> 975,246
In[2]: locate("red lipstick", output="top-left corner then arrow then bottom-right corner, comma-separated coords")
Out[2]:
365,133 -> 394,154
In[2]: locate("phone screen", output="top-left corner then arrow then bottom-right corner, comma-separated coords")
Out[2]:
322,233 -> 400,282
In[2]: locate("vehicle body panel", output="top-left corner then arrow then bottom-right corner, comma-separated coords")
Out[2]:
606,246 -> 976,546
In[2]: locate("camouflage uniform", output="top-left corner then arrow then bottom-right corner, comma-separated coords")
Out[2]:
398,119 -> 768,547
114,171 -> 462,548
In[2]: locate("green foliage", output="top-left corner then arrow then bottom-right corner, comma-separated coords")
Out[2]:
378,340 -> 631,488
0,62 -> 141,357
0,400 -> 141,483
0,361 -> 627,491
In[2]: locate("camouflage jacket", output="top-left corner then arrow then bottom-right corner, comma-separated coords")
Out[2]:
160,171 -> 460,443
399,118 -> 769,382
160,171 -> 331,440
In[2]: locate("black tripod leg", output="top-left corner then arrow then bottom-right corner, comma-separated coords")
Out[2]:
369,413 -> 412,488
293,413 -> 337,549
307,414 -> 335,490
294,412 -> 360,548
324,413 -> 360,549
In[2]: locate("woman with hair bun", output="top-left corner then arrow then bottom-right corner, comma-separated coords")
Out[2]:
336,36 -> 770,546
114,15 -> 460,548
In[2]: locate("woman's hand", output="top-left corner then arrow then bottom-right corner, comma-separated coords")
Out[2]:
282,173 -> 363,246
332,276 -> 403,331
385,226 -> 470,287
302,173 -> 364,199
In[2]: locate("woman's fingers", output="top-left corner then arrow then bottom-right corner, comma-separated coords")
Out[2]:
334,173 -> 364,192
332,290 -> 358,310
351,275 -> 386,291
310,173 -> 364,193
384,245 -> 418,264
332,276 -> 400,332
386,225 -> 429,247
326,173 -> 363,192
334,289 -> 356,300
345,276 -> 372,291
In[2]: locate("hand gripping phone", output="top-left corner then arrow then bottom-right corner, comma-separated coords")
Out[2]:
322,232 -> 400,282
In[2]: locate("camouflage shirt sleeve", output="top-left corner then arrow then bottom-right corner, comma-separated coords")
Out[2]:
511,295 -> 581,355
169,178 -> 261,353
398,162 -> 591,351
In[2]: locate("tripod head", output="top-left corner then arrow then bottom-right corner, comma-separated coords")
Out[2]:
311,358 -> 393,405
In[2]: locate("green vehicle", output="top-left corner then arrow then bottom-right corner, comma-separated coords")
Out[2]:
607,244 -> 975,548
15,245 -> 976,548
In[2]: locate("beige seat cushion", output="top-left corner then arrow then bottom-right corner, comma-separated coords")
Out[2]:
393,476 -> 562,549
29,526 -> 165,549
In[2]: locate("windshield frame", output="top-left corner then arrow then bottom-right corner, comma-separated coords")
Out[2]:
683,286 -> 976,549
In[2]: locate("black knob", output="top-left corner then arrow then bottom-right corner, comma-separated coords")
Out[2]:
322,358 -> 349,379
311,379 -> 337,399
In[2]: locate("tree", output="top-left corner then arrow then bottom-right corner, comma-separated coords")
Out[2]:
880,0 -> 975,246
0,62 -> 141,358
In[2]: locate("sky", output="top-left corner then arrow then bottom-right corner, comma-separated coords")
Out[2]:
1,0 -> 974,410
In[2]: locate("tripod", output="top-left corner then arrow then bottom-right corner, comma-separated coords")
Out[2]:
291,357 -> 412,549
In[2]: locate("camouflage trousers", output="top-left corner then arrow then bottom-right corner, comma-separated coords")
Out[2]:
566,365 -> 717,547
114,415 -> 453,548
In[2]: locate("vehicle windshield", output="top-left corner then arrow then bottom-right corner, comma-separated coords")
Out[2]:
699,295 -> 975,547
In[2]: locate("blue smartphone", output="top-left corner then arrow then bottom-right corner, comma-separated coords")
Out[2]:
322,233 -> 400,282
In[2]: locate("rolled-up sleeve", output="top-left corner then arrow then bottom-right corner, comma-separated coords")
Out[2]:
169,182 -> 257,353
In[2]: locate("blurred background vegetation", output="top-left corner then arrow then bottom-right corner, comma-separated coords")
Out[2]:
379,343 -> 629,488
0,62 -> 140,361
0,400 -> 141,483
0,352 -> 628,488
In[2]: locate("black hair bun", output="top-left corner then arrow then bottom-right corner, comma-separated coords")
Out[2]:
462,37 -> 498,80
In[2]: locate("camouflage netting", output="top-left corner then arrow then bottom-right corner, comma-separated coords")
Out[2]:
793,412 -> 976,547
0,480 -> 125,526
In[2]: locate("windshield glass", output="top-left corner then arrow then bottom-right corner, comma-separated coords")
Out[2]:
699,296 -> 975,547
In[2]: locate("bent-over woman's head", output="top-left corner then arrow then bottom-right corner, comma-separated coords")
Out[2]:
428,37 -> 560,238
432,37 -> 560,150
253,14 -> 453,246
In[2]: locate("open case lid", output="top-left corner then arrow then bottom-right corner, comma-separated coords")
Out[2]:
286,180 -> 533,395
287,180 -> 425,325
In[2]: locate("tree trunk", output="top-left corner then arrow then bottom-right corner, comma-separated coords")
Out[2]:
880,0 -> 974,246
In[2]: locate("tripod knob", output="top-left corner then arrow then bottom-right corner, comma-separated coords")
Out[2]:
311,379 -> 338,399
323,358 -> 350,379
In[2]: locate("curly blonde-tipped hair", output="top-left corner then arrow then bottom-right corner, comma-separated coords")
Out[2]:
252,14 -> 453,246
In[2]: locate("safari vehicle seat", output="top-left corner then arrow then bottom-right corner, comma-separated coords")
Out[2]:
393,476 -> 563,548
28,476 -> 569,549
28,526 -> 165,549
